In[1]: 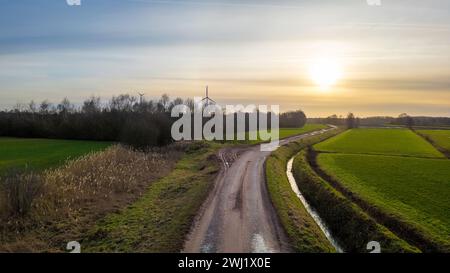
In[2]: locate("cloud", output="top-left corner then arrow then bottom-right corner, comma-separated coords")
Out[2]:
1,0 -> 449,116
343,78 -> 450,91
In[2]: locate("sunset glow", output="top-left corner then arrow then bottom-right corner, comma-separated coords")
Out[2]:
0,1 -> 449,117
309,58 -> 342,90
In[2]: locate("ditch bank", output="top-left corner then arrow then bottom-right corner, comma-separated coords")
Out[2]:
306,147 -> 448,252
293,149 -> 419,252
286,156 -> 343,252
265,127 -> 343,252
414,130 -> 450,159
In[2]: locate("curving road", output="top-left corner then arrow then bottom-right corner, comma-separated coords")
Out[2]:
183,127 -> 334,253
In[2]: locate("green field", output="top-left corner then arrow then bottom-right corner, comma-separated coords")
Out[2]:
317,153 -> 450,248
416,129 -> 450,153
245,124 -> 328,144
314,128 -> 450,251
0,137 -> 112,173
315,128 -> 444,158
279,124 -> 328,139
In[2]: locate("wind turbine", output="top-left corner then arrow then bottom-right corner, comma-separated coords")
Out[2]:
138,92 -> 145,104
201,86 -> 216,107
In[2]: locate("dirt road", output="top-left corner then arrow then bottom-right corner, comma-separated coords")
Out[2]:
183,127 -> 334,253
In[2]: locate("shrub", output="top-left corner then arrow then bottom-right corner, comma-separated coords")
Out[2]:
0,170 -> 42,218
279,110 -> 307,128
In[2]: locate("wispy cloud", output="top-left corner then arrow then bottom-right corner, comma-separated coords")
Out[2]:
0,0 -> 449,116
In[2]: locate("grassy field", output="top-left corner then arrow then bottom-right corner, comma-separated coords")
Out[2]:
317,153 -> 450,250
293,150 -> 418,252
0,137 -> 112,173
315,128 -> 444,158
278,124 -> 328,139
244,124 -> 328,144
265,127 -> 416,252
416,129 -> 450,154
314,128 -> 450,251
413,125 -> 450,130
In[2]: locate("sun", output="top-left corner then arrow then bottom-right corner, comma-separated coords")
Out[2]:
308,58 -> 342,90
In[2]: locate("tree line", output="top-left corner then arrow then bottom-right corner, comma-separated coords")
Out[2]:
0,94 -> 185,148
0,94 -> 308,148
308,113 -> 450,128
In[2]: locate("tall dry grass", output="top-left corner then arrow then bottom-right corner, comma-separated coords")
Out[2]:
0,144 -> 185,252
0,170 -> 42,218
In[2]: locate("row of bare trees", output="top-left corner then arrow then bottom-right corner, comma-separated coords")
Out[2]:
308,113 -> 360,129
10,94 -> 193,116
309,113 -> 450,129
0,94 -> 187,148
1,94 -> 310,148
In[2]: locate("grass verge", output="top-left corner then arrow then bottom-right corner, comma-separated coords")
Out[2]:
265,127 -> 342,252
225,124 -> 328,145
82,142 -> 222,252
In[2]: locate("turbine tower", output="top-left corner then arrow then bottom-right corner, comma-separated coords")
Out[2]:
201,86 -> 216,108
138,92 -> 145,104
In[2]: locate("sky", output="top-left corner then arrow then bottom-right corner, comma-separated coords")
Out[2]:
1,0 -> 450,117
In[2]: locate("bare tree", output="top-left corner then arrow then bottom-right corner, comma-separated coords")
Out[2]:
82,96 -> 101,114
39,100 -> 52,114
185,98 -> 195,112
169,97 -> 184,112
28,100 -> 37,113
158,94 -> 170,112
57,97 -> 74,115
346,112 -> 356,129
12,103 -> 25,113
398,113 -> 414,129
109,94 -> 136,112
325,114 -> 340,125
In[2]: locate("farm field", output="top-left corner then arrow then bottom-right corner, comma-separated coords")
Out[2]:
245,123 -> 328,144
413,125 -> 450,130
315,128 -> 444,158
0,137 -> 112,173
416,129 -> 450,153
314,128 -> 450,251
279,124 -> 328,139
317,153 -> 450,249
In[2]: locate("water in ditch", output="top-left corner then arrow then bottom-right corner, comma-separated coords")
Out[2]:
286,157 -> 344,253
